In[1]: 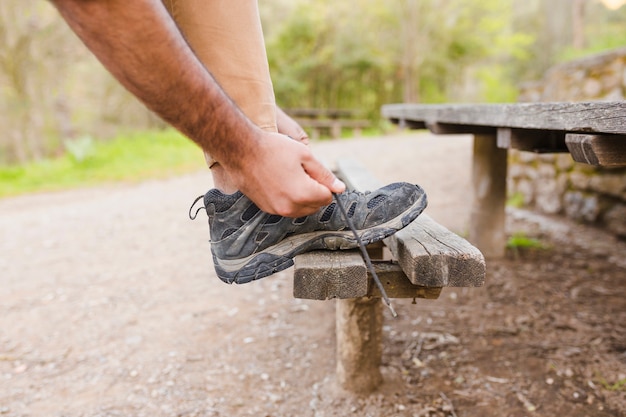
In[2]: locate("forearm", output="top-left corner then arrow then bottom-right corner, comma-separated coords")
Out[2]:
51,0 -> 345,216
50,0 -> 257,170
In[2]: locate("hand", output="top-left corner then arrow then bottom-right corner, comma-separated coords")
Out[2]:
276,107 -> 309,145
228,132 -> 345,218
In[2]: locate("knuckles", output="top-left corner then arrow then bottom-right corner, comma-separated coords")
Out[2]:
271,192 -> 330,218
271,200 -> 317,218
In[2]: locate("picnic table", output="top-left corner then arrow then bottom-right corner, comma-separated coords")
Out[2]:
284,108 -> 370,139
382,101 -> 626,258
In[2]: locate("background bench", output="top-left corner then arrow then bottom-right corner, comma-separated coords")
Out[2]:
293,158 -> 485,393
284,108 -> 371,140
382,101 -> 626,258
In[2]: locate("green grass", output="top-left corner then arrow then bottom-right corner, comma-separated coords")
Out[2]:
0,129 -> 206,198
506,192 -> 525,209
506,232 -> 549,259
595,375 -> 626,392
506,232 -> 548,250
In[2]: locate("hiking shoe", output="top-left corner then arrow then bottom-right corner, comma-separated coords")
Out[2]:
190,183 -> 427,284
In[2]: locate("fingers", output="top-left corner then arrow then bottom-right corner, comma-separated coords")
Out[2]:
255,179 -> 331,218
302,157 -> 346,194
276,107 -> 309,145
290,129 -> 309,145
228,131 -> 345,218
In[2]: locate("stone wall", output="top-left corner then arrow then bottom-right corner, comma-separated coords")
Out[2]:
511,47 -> 626,238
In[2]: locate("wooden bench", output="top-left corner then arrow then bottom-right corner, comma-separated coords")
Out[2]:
285,108 -> 371,140
293,158 -> 485,393
382,101 -> 626,258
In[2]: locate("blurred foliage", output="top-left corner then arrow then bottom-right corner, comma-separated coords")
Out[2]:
559,0 -> 626,61
64,135 -> 96,164
0,130 -> 204,197
506,192 -> 527,209
506,232 -> 547,250
263,0 -> 534,119
0,0 -> 163,165
0,0 -> 625,168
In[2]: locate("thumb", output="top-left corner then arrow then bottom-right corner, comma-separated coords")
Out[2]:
302,158 -> 346,194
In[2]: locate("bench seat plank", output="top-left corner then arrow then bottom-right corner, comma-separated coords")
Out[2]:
382,102 -> 626,135
566,133 -> 626,166
387,217 -> 485,287
293,251 -> 367,300
383,102 -> 626,168
335,158 -> 486,288
293,252 -> 442,300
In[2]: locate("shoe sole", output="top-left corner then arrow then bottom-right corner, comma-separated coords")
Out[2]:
212,189 -> 427,284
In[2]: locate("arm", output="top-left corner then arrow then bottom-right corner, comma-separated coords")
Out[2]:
50,0 -> 344,216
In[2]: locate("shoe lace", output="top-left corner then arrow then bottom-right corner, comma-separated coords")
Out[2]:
188,195 -> 205,220
333,192 -> 398,318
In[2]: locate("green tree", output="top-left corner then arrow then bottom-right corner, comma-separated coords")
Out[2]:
264,0 -> 535,120
0,0 -> 162,165
0,0 -> 68,162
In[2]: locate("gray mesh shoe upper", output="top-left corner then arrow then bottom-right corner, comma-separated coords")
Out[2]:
192,182 -> 427,284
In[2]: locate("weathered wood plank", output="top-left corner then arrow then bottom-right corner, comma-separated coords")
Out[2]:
365,241 -> 385,260
565,133 -> 626,167
394,118 -> 427,130
294,119 -> 371,129
382,102 -> 626,135
427,122 -> 496,136
336,158 -> 486,286
336,297 -> 382,393
294,118 -> 370,139
366,262 -> 442,299
497,128 -> 568,153
471,134 -> 508,258
285,108 -> 358,119
386,217 -> 485,287
293,251 -> 367,300
293,251 -> 442,300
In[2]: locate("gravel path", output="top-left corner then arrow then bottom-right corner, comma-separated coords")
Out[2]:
2,132 -> 624,417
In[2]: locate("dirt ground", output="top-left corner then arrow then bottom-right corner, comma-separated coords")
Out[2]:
1,133 -> 625,417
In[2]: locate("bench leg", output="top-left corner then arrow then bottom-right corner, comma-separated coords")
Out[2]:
470,134 -> 508,258
336,297 -> 383,393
